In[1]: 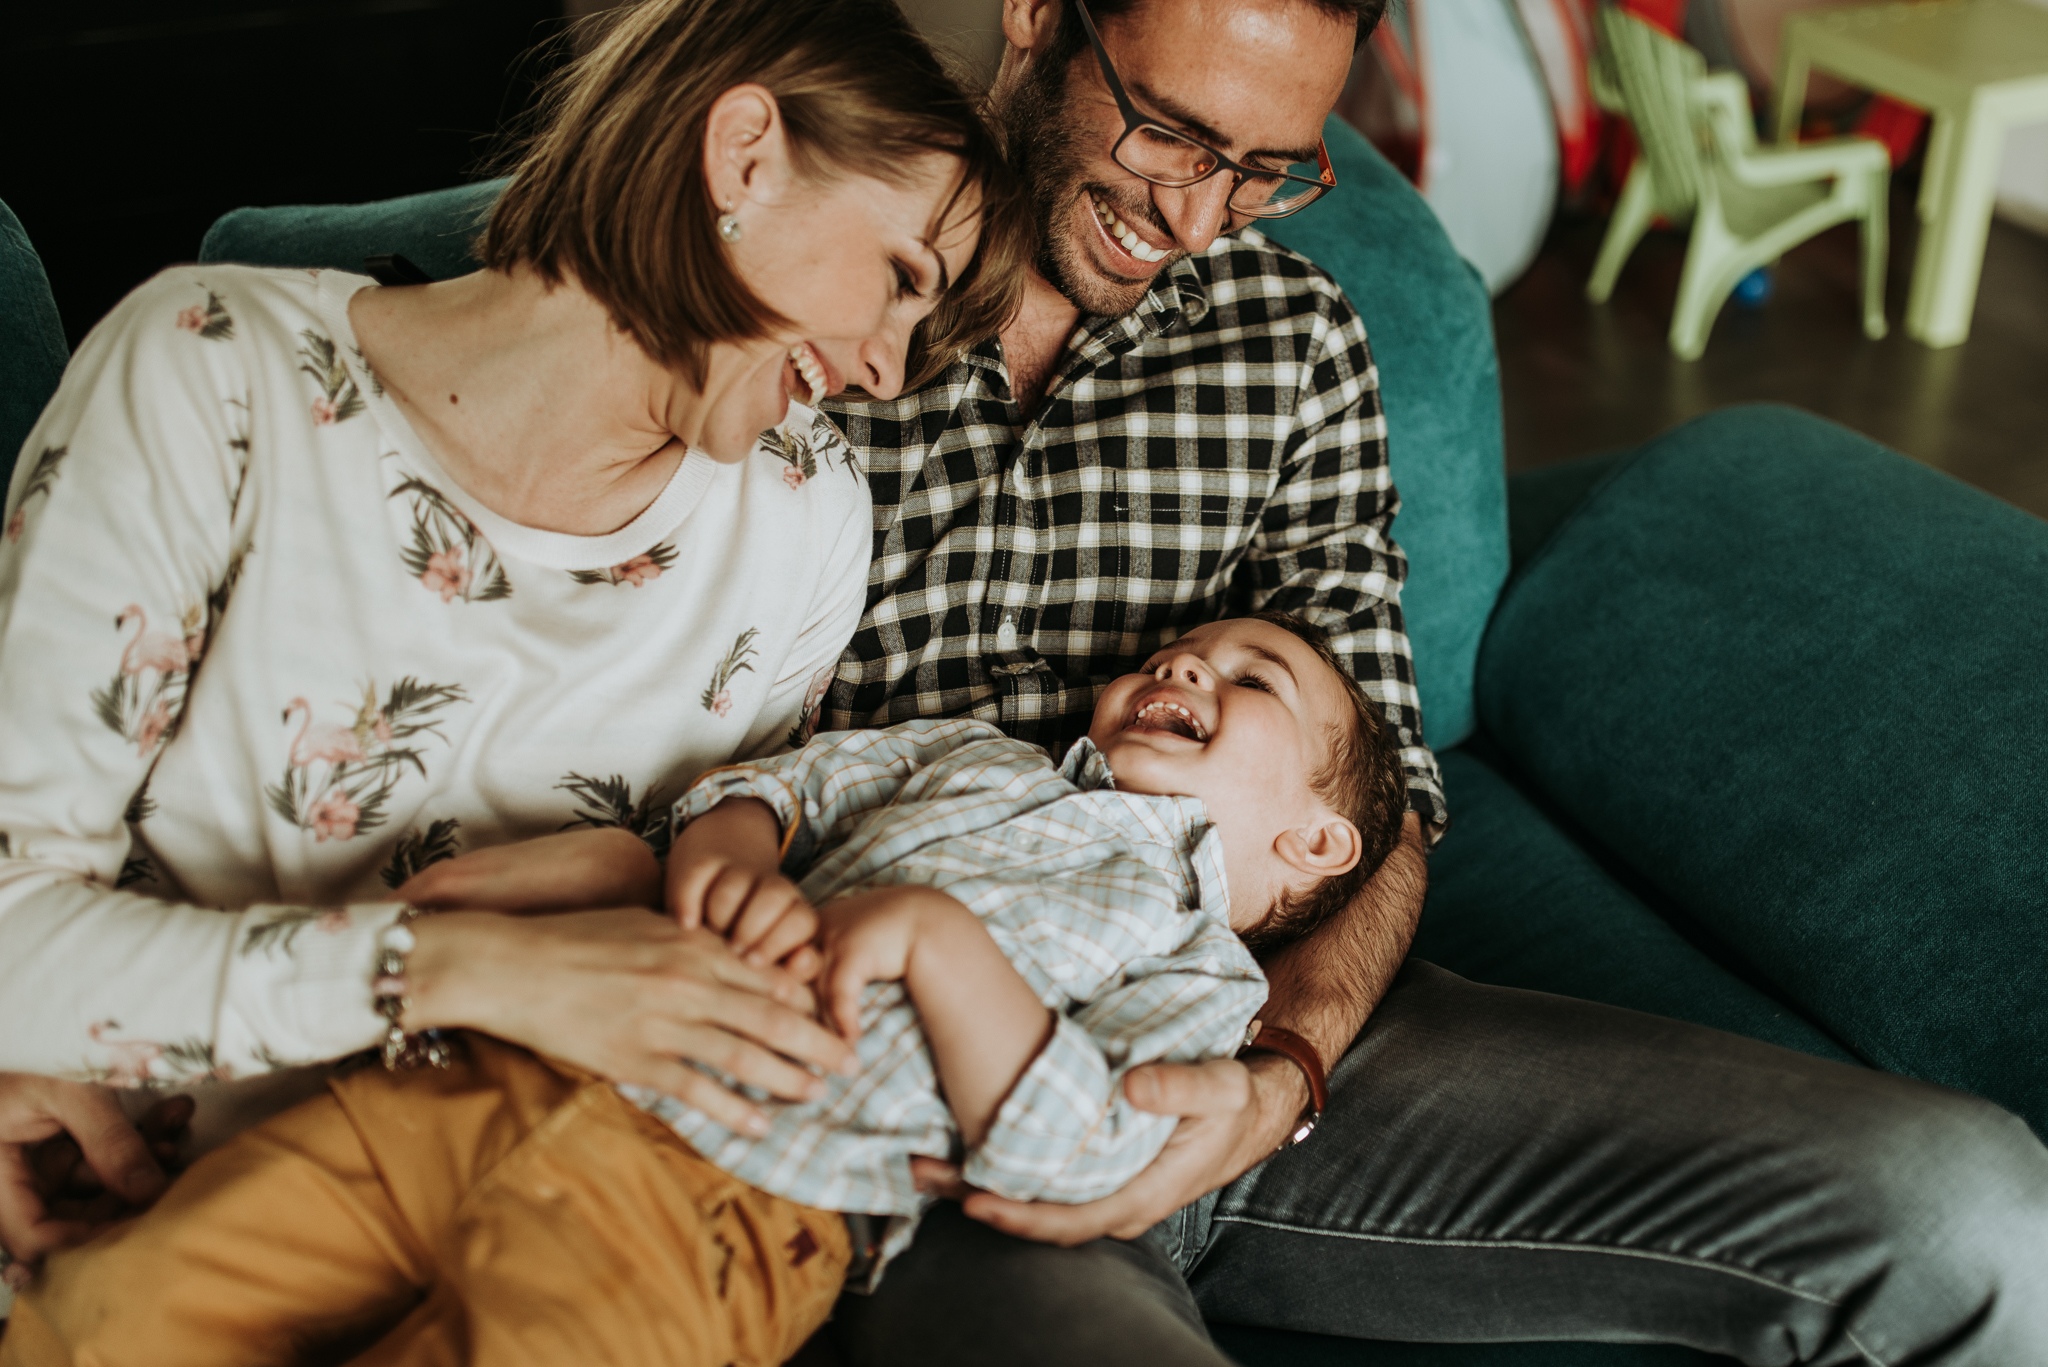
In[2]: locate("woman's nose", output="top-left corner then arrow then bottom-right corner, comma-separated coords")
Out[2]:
856,318 -> 912,402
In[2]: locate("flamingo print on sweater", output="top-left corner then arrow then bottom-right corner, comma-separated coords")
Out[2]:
90,602 -> 205,756
266,678 -> 467,843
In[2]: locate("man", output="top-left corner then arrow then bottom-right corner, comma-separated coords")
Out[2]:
822,1 -> 2048,1363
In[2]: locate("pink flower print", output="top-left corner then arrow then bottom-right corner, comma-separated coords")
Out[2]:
316,909 -> 352,933
615,554 -> 664,587
311,396 -> 339,425
175,305 -> 209,334
421,547 -> 470,602
307,792 -> 362,842
782,464 -> 807,490
5,508 -> 23,542
134,700 -> 174,756
710,689 -> 733,718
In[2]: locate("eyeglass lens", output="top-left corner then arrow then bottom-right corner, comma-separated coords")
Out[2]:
1114,125 -> 1325,216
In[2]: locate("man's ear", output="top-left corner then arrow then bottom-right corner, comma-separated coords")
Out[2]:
1273,815 -> 1363,880
701,83 -> 792,217
999,0 -> 1066,59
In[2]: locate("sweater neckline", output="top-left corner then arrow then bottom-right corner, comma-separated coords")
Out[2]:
314,271 -> 717,572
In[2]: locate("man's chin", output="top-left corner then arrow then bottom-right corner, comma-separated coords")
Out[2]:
1040,239 -> 1153,319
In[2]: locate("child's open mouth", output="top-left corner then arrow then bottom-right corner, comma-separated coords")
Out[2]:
1127,697 -> 1208,742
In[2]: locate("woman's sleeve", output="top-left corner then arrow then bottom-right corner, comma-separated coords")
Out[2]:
735,429 -> 873,761
0,272 -> 399,1082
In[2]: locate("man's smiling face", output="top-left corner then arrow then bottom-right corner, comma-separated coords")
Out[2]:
990,0 -> 1356,317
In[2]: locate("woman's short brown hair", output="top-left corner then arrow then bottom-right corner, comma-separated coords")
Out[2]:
483,0 -> 1030,389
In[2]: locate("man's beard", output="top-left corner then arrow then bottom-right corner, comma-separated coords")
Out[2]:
989,53 -> 1168,319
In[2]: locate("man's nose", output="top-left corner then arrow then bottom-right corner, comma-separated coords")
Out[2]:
1153,176 -> 1236,256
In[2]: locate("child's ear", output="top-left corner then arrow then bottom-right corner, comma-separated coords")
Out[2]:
1273,815 -> 1363,879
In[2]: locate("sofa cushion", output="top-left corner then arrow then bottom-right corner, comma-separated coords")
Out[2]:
198,118 -> 1509,751
1419,748 -> 1851,1062
199,180 -> 501,285
1263,118 -> 1507,750
1478,404 -> 2048,1137
0,198 -> 69,493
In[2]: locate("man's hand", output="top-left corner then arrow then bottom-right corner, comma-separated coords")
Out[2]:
910,1052 -> 1308,1246
0,1076 -> 193,1282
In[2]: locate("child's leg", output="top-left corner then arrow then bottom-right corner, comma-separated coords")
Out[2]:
414,1076 -> 851,1367
3,1038 -> 585,1367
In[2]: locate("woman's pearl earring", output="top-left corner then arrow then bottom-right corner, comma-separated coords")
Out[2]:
716,200 -> 744,244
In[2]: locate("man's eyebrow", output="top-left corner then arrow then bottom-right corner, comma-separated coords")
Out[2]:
1243,641 -> 1299,682
1125,77 -> 1321,164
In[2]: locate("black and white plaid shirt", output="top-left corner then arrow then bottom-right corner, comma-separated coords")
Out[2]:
823,228 -> 1446,833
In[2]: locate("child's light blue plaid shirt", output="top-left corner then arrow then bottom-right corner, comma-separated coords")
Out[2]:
629,717 -> 1266,1280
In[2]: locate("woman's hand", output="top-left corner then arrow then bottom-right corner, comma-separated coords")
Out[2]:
397,828 -> 662,915
403,909 -> 856,1137
0,1075 -> 192,1282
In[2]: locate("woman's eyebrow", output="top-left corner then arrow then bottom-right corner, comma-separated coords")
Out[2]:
919,239 -> 951,294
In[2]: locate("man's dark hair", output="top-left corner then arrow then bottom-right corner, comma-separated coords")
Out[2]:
1049,0 -> 1388,71
1235,610 -> 1407,958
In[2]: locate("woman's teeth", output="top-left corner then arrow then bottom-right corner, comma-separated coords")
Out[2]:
789,344 -> 826,405
1091,196 -> 1170,263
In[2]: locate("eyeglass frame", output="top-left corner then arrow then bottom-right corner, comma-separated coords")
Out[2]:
1071,0 -> 1337,221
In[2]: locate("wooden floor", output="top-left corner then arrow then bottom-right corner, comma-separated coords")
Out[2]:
1494,197 -> 2048,520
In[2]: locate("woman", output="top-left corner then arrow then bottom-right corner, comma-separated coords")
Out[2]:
0,0 -> 1027,1278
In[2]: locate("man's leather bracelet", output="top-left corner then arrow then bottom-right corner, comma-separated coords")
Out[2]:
1238,1022 -> 1327,1149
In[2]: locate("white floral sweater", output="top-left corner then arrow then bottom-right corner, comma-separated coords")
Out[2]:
0,266 -> 870,1084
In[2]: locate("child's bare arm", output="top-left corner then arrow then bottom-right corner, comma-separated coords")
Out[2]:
817,888 -> 1052,1147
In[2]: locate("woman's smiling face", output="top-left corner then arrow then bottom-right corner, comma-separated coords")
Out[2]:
680,87 -> 985,462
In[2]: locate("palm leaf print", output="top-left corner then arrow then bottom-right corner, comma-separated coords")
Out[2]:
760,427 -> 818,488
116,854 -> 158,890
701,628 -> 761,715
297,330 -> 365,424
176,290 -> 234,342
226,394 -> 252,454
158,1038 -> 225,1081
810,412 -> 862,479
240,908 -> 334,959
126,787 -> 157,824
556,773 -> 679,858
567,541 -> 677,587
381,817 -> 463,888
391,477 -> 512,602
6,445 -> 68,541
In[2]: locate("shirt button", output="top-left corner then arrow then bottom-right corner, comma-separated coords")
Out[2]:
995,617 -> 1019,652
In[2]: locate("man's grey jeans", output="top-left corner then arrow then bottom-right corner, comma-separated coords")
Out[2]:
829,963 -> 2048,1366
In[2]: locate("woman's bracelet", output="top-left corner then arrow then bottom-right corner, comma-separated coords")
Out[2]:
373,906 -> 454,1071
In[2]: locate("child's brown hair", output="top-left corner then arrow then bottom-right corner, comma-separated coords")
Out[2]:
1235,611 -> 1408,957
483,0 -> 1031,390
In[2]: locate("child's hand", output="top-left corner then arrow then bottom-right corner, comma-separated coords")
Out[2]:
814,889 -> 930,1040
675,858 -> 821,972
396,828 -> 661,914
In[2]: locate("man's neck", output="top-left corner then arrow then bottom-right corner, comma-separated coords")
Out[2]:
997,268 -> 1084,416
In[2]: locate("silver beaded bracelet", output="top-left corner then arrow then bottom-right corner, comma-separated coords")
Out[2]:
373,907 -> 453,1071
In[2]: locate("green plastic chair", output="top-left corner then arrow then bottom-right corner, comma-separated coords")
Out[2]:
1585,8 -> 1890,360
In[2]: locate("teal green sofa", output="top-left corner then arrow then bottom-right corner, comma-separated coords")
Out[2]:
7,116 -> 2043,1366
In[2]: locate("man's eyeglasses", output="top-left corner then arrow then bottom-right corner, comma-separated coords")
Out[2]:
1073,0 -> 1336,220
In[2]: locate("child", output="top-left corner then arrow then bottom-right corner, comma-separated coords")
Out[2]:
3,613 -> 1406,1367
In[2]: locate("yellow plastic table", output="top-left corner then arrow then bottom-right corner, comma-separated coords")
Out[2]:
1773,0 -> 2048,347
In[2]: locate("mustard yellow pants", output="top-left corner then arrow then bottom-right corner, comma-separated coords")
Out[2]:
0,1037 -> 848,1367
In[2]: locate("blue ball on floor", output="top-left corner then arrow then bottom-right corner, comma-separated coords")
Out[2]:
1732,267 -> 1774,308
